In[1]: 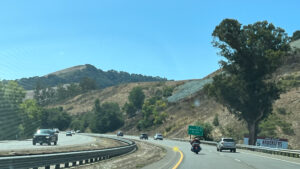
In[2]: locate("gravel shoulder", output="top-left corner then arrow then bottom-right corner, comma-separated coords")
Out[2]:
75,140 -> 166,169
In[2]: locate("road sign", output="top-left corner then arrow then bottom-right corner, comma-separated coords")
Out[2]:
188,125 -> 203,136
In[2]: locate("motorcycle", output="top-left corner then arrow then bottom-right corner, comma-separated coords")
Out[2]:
191,142 -> 201,154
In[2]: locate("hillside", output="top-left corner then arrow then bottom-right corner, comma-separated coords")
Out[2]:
50,40 -> 300,148
15,64 -> 166,90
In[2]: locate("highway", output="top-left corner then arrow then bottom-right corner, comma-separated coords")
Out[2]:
0,132 -> 95,151
119,135 -> 300,169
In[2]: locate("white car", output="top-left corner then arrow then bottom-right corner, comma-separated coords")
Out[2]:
217,138 -> 236,152
154,133 -> 163,140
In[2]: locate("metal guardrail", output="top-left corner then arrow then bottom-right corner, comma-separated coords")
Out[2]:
0,135 -> 137,169
171,138 -> 300,158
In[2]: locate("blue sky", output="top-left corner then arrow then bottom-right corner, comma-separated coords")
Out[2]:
0,0 -> 299,80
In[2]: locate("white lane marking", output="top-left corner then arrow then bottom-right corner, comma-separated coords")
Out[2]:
241,151 -> 300,166
235,159 -> 241,162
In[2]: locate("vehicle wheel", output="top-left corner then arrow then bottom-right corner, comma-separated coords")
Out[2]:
54,141 -> 57,145
217,148 -> 219,151
230,149 -> 232,152
233,149 -> 236,153
220,149 -> 222,152
196,151 -> 198,154
40,143 -> 43,145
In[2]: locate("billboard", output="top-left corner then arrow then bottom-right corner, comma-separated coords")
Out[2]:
244,137 -> 288,149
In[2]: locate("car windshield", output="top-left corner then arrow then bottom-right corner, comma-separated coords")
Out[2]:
36,129 -> 52,134
224,139 -> 235,142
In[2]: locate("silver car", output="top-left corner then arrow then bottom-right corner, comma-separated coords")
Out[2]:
154,133 -> 163,140
217,138 -> 236,152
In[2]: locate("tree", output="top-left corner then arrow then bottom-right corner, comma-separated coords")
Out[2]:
194,121 -> 213,140
205,19 -> 290,145
213,114 -> 219,126
19,99 -> 42,138
292,30 -> 300,41
123,102 -> 137,118
128,87 -> 145,110
0,81 -> 25,140
91,99 -> 124,133
80,77 -> 97,91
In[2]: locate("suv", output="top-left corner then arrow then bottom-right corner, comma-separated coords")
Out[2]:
154,133 -> 163,140
140,133 -> 148,140
33,129 -> 58,145
217,138 -> 236,152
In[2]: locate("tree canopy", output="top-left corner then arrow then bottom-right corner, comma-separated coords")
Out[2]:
292,30 -> 300,41
205,19 -> 290,145
128,87 -> 145,110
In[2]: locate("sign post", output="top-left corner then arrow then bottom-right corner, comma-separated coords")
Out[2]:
188,125 -> 203,139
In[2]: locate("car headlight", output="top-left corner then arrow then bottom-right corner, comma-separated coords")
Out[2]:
46,136 -> 50,139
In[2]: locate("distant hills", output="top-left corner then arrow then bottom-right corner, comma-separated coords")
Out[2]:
15,64 -> 167,90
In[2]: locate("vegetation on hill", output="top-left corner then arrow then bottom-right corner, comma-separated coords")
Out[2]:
0,81 -> 72,140
15,64 -> 167,90
292,30 -> 300,41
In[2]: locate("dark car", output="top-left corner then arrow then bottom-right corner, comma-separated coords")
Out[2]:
117,131 -> 124,136
33,129 -> 58,145
140,133 -> 148,140
66,131 -> 72,136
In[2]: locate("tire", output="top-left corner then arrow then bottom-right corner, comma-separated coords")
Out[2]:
196,151 -> 198,154
233,149 -> 236,153
217,148 -> 219,151
220,149 -> 222,152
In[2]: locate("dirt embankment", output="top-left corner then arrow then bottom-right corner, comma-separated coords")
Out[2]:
75,140 -> 166,169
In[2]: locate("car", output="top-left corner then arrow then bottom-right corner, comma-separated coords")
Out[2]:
66,131 -> 72,136
53,128 -> 60,133
71,130 -> 75,135
76,130 -> 81,133
140,133 -> 148,140
154,133 -> 163,140
117,131 -> 124,136
33,129 -> 58,145
217,138 -> 236,152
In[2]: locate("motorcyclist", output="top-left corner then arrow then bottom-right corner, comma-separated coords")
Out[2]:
190,137 -> 201,145
190,137 -> 201,153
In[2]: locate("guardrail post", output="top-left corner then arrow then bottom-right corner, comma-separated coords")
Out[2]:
79,160 -> 83,165
45,165 -> 50,169
33,167 -> 38,169
72,161 -> 77,166
65,162 -> 69,168
85,159 -> 89,163
55,164 -> 60,169
90,158 -> 94,163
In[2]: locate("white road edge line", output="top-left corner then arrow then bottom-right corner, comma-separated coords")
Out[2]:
240,151 -> 300,166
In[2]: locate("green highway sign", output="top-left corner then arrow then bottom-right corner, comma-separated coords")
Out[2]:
188,125 -> 203,136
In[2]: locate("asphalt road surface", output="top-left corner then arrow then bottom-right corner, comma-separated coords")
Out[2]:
119,135 -> 300,169
0,132 -> 95,151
